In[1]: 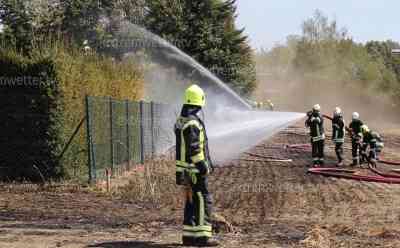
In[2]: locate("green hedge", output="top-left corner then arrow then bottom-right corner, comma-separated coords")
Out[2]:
0,44 -> 144,182
0,49 -> 61,181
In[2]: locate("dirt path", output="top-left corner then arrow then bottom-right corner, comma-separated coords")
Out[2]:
1,123 -> 400,247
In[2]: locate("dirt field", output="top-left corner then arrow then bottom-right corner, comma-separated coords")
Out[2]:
1,123 -> 400,248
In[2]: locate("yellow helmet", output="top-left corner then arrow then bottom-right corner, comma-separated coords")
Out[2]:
184,84 -> 205,107
361,125 -> 370,134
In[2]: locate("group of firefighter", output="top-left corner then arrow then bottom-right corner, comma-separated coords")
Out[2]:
253,99 -> 274,111
305,104 -> 384,167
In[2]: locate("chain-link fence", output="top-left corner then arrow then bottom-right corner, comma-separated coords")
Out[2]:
86,96 -> 176,183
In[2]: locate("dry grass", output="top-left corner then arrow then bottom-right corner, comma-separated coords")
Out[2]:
117,158 -> 179,207
115,158 -> 235,234
0,181 -> 84,194
2,124 -> 400,247
300,226 -> 331,248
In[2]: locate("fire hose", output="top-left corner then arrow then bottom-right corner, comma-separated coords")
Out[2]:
367,163 -> 400,178
289,141 -> 400,183
308,167 -> 400,184
378,158 -> 400,166
289,143 -> 400,166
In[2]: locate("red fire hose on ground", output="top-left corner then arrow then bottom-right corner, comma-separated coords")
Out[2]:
308,167 -> 400,184
378,158 -> 400,166
284,141 -> 400,183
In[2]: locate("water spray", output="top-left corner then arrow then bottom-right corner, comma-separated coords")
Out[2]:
113,21 -> 305,163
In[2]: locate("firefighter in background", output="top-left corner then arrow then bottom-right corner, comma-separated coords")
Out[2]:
305,104 -> 325,167
266,99 -> 274,111
175,84 -> 217,247
252,100 -> 274,111
332,107 -> 345,166
360,125 -> 381,167
348,112 -> 364,166
249,101 -> 259,109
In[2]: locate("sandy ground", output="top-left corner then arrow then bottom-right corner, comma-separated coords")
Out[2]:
1,123 -> 400,248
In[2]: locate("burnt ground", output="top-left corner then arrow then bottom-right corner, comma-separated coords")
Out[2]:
1,123 -> 400,248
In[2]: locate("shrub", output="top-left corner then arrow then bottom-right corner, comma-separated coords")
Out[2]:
0,42 -> 144,182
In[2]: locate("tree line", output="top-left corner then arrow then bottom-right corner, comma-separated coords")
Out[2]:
0,0 -> 256,96
257,10 -> 400,111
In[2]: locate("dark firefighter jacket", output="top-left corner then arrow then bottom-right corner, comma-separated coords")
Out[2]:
332,116 -> 345,143
175,106 -> 212,185
349,119 -> 364,138
305,111 -> 325,142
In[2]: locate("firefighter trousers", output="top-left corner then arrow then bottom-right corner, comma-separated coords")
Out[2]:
311,139 -> 325,165
351,138 -> 362,164
182,177 -> 213,242
335,142 -> 344,163
361,144 -> 377,165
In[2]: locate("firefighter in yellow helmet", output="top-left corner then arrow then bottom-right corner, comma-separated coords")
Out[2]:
266,99 -> 274,111
360,125 -> 383,167
175,84 -> 217,247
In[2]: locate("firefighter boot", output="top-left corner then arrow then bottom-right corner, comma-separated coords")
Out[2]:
351,158 -> 358,167
183,236 -> 197,246
195,237 -> 219,247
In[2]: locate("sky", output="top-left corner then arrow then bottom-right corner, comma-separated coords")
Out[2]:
235,0 -> 400,50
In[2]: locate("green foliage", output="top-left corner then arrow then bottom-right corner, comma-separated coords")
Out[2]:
256,10 -> 400,114
54,45 -> 144,181
60,0 -> 114,43
365,40 -> 400,82
0,0 -> 35,52
0,0 -> 112,51
0,42 -> 144,182
0,48 -> 63,181
144,0 -> 256,96
1,0 -> 256,95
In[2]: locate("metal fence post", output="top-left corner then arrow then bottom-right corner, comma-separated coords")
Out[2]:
85,96 -> 96,184
126,100 -> 131,170
139,101 -> 145,164
150,101 -> 155,158
109,97 -> 114,175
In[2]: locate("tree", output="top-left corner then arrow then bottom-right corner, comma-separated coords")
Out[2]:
366,40 -> 400,82
0,0 -> 113,51
0,0 -> 37,52
60,0 -> 115,44
258,9 -> 400,111
1,0 -> 256,95
293,9 -> 349,74
144,0 -> 256,96
301,9 -> 347,43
